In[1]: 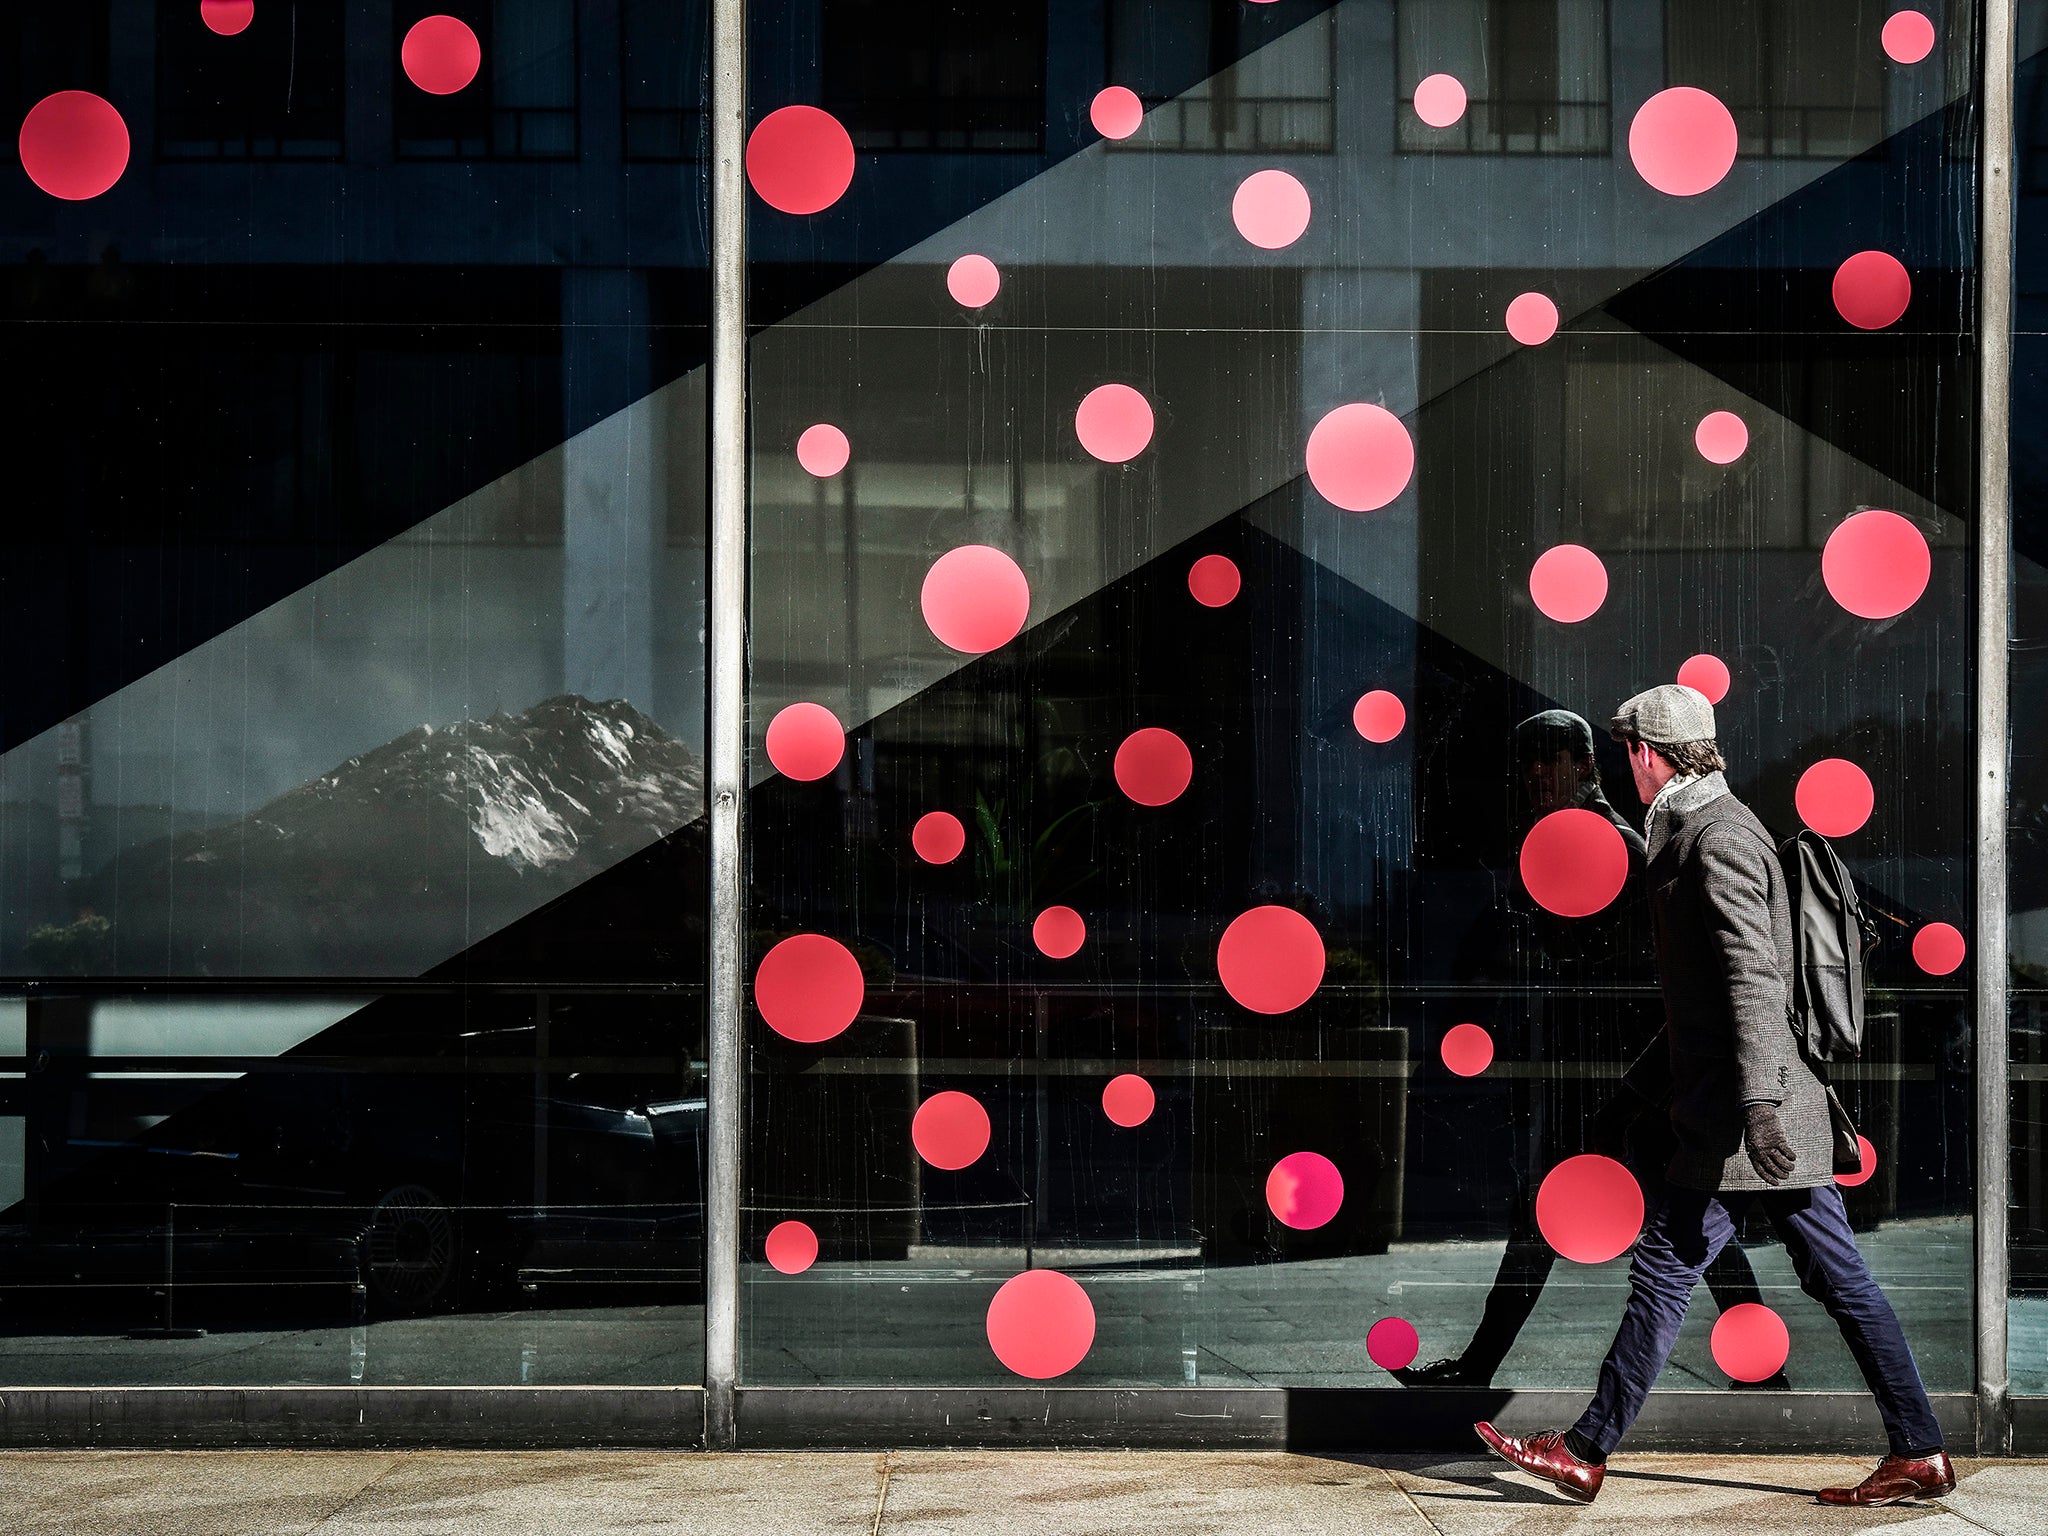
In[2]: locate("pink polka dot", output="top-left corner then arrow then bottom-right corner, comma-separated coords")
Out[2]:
1695,410 -> 1749,464
17,92 -> 130,202
796,423 -> 850,478
1440,1022 -> 1495,1078
755,934 -> 864,1043
1352,690 -> 1406,744
947,254 -> 1001,309
1090,85 -> 1144,140
1188,554 -> 1242,607
986,1269 -> 1095,1379
401,15 -> 481,96
1033,905 -> 1087,960
1836,1135 -> 1880,1189
1676,653 -> 1731,705
1218,906 -> 1326,1015
912,811 -> 966,865
1822,509 -> 1930,619
201,1 -> 255,35
1710,1303 -> 1790,1382
1413,74 -> 1468,128
1266,1150 -> 1344,1230
1075,383 -> 1155,463
746,105 -> 855,215
1529,544 -> 1608,624
1883,11 -> 1936,65
1114,727 -> 1193,806
1505,292 -> 1559,346
764,1219 -> 819,1275
1305,403 -> 1415,513
913,1090 -> 992,1170
764,702 -> 845,781
1833,251 -> 1912,330
1536,1154 -> 1645,1263
922,545 -> 1030,654
1367,1316 -> 1421,1371
1232,169 -> 1312,250
1102,1073 -> 1156,1128
1521,808 -> 1630,918
1795,758 -> 1875,838
1628,87 -> 1737,196
1912,921 -> 1967,976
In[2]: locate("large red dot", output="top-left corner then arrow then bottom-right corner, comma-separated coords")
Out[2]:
764,1219 -> 819,1275
947,254 -> 1001,309
1912,921 -> 1967,976
913,1090 -> 992,1170
764,702 -> 845,781
1218,906 -> 1325,1015
1710,1302 -> 1791,1382
1352,690 -> 1406,744
1102,1073 -> 1155,1128
1305,403 -> 1415,513
1629,87 -> 1737,196
1075,383 -> 1154,463
1836,1134 -> 1880,1189
755,934 -> 864,1043
1695,411 -> 1749,464
401,15 -> 481,96
1677,653 -> 1731,705
1114,727 -> 1193,806
1033,906 -> 1087,959
921,545 -> 1030,654
1883,11 -> 1936,65
796,422 -> 850,477
746,105 -> 855,215
1090,86 -> 1144,140
1529,544 -> 1608,623
1440,1022 -> 1495,1077
912,811 -> 966,865
1367,1316 -> 1420,1370
1521,809 -> 1630,918
18,91 -> 130,201
1821,509 -> 1930,620
201,1 -> 255,35
1505,292 -> 1559,346
1536,1154 -> 1645,1263
1266,1151 -> 1344,1230
1232,169 -> 1312,249
1796,758 -> 1874,838
1188,554 -> 1242,607
1413,74 -> 1468,128
1833,251 -> 1912,330
987,1270 -> 1095,1379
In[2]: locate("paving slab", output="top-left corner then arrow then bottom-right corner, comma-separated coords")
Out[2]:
3,1450 -> 405,1536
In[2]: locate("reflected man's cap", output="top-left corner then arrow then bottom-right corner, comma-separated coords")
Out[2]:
1514,709 -> 1595,761
1609,684 -> 1716,748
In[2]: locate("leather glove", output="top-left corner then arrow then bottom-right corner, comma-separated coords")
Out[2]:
1743,1102 -> 1797,1186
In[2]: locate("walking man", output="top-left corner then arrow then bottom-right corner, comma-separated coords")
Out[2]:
1474,684 -> 1953,1508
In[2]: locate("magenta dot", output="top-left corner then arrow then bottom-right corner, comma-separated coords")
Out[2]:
1075,383 -> 1155,463
1440,1022 -> 1495,1078
913,1090 -> 992,1170
746,105 -> 855,215
1710,1303 -> 1790,1382
1833,251 -> 1912,330
755,934 -> 864,1044
1912,922 -> 1967,976
1352,690 -> 1406,744
1367,1316 -> 1421,1371
912,811 -> 966,865
796,423 -> 850,478
1413,74 -> 1468,128
1102,1073 -> 1156,1128
922,545 -> 1030,654
1266,1151 -> 1344,1230
1305,403 -> 1415,513
987,1270 -> 1095,1379
1521,809 -> 1630,918
1505,292 -> 1559,346
947,254 -> 1001,309
401,15 -> 481,96
201,0 -> 255,35
18,91 -> 130,202
1090,85 -> 1144,141
1218,906 -> 1326,1015
1529,544 -> 1608,624
1836,1135 -> 1880,1189
1033,906 -> 1087,960
1629,87 -> 1737,196
1822,509 -> 1930,620
764,1219 -> 819,1275
764,701 -> 845,781
1114,727 -> 1193,807
1536,1154 -> 1645,1263
1676,653 -> 1731,705
1188,554 -> 1242,607
1232,169 -> 1312,250
1883,11 -> 1936,65
1796,758 -> 1875,838
1695,410 -> 1749,464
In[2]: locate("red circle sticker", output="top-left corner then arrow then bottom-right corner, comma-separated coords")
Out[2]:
18,91 -> 130,201
1628,87 -> 1737,196
1505,292 -> 1560,346
1367,1316 -> 1421,1371
754,934 -> 864,1043
1836,1134 -> 1880,1189
1676,653 -> 1731,705
912,811 -> 966,865
764,702 -> 845,781
913,1091 -> 992,1170
1912,922 -> 1966,976
1833,251 -> 1912,330
922,545 -> 1030,654
986,1269 -> 1095,1379
1440,1022 -> 1495,1078
201,1 -> 256,35
1710,1302 -> 1791,1382
1102,1073 -> 1156,1128
1218,906 -> 1325,1014
1883,11 -> 1936,65
1695,410 -> 1749,464
947,254 -> 1001,309
1188,554 -> 1242,607
401,15 -> 482,96
1352,690 -> 1406,744
1795,758 -> 1874,838
1536,1154 -> 1645,1264
1075,383 -> 1155,463
1413,74 -> 1468,128
1822,509 -> 1930,620
1090,86 -> 1144,141
1520,808 -> 1630,917
1266,1151 -> 1345,1230
746,105 -> 855,215
1033,906 -> 1087,960
1232,169 -> 1312,250
1114,727 -> 1193,806
796,422 -> 850,477
1305,403 -> 1415,513
764,1219 -> 819,1275
1529,544 -> 1608,624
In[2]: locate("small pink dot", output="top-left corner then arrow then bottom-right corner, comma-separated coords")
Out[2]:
1505,292 -> 1559,346
914,1090 -> 992,1170
201,1 -> 255,35
1090,85 -> 1144,140
17,91 -> 130,201
401,15 -> 482,96
947,254 -> 1001,309
1836,1134 -> 1880,1188
1102,1073 -> 1155,1127
1629,87 -> 1737,196
1912,922 -> 1967,976
1883,11 -> 1936,65
1266,1151 -> 1344,1230
1367,1316 -> 1421,1371
1795,758 -> 1875,838
922,545 -> 1031,654
1232,169 -> 1312,250
754,934 -> 864,1043
1114,727 -> 1193,807
796,423 -> 850,478
1413,74 -> 1468,128
1218,907 -> 1325,1015
1536,1154 -> 1644,1263
764,1220 -> 819,1275
1822,509 -> 1931,619
1529,544 -> 1608,624
1710,1303 -> 1790,1382
1695,410 -> 1749,464
912,811 -> 966,865
987,1269 -> 1095,1379
1033,906 -> 1087,960
745,104 -> 855,215
1440,1022 -> 1494,1077
764,702 -> 845,781
1676,653 -> 1731,705
1075,383 -> 1155,463
1352,690 -> 1406,744
1833,251 -> 1912,330
1188,554 -> 1242,607
1305,403 -> 1415,513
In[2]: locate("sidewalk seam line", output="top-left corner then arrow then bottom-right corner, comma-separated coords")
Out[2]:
869,1450 -> 894,1535
301,1450 -> 412,1534
1376,1465 -> 1447,1535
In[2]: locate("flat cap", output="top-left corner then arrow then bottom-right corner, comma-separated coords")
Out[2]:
1610,683 -> 1716,747
1515,709 -> 1595,761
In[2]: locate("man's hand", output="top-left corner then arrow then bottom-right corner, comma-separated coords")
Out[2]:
1743,1102 -> 1796,1185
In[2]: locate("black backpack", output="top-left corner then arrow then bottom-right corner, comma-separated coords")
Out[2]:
1778,828 -> 1880,1063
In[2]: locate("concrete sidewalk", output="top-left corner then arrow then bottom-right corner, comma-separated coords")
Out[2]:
2,1451 -> 2042,1535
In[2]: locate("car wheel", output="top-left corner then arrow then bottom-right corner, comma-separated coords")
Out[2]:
364,1183 -> 457,1314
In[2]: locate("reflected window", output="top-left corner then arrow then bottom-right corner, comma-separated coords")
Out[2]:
821,0 -> 1046,151
1665,0 -> 1885,159
0,9 -> 108,170
157,3 -> 344,160
1106,1 -> 1334,154
1397,0 -> 1610,154
395,1 -> 579,161
622,0 -> 706,160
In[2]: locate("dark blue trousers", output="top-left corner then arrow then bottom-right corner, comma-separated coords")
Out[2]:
1570,1182 -> 1943,1457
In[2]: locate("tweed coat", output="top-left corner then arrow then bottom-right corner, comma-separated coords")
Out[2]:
1623,772 -> 1834,1192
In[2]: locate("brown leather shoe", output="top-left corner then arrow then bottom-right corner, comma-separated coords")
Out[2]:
1473,1421 -> 1604,1504
1816,1451 -> 1955,1506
